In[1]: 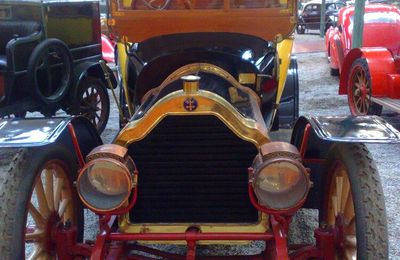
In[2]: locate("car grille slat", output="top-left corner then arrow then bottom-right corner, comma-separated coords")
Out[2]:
128,115 -> 259,224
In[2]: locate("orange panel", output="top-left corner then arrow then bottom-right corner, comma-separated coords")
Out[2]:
108,0 -> 296,42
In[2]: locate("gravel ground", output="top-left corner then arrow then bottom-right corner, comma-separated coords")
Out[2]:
15,33 -> 398,258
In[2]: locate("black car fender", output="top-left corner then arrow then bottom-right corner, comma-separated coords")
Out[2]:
290,115 -> 400,209
273,56 -> 299,130
73,61 -> 117,91
0,116 -> 102,160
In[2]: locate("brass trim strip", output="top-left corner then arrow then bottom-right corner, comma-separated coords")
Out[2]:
114,90 -> 270,147
118,214 -> 269,245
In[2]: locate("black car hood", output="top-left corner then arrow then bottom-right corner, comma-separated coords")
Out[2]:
134,32 -> 272,64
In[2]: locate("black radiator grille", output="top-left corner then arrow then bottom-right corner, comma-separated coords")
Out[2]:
128,115 -> 259,223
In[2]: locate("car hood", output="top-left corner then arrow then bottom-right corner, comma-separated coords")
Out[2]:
134,32 -> 272,64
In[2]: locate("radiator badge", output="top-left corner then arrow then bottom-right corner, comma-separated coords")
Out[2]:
183,97 -> 198,112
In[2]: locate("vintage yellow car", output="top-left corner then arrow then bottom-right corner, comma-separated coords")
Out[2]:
0,0 -> 398,259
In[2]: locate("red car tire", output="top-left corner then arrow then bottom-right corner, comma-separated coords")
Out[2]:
347,58 -> 373,115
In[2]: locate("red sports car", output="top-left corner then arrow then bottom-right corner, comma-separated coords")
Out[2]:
101,33 -> 116,64
325,4 -> 400,115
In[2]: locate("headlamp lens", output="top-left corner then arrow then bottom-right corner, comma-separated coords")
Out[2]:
253,159 -> 309,210
78,158 -> 132,212
257,161 -> 302,193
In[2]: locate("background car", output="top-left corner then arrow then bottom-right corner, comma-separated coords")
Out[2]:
325,4 -> 400,115
0,0 -> 116,132
297,0 -> 345,34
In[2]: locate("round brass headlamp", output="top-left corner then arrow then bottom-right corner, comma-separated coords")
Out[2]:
77,144 -> 136,213
251,142 -> 310,211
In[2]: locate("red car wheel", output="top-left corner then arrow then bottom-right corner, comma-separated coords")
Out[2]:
347,58 -> 373,116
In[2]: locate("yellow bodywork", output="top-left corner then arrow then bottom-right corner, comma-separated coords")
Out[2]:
113,41 -> 294,245
114,80 -> 270,244
276,38 -> 294,103
111,0 -> 296,245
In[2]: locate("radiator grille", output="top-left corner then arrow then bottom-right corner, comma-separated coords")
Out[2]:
128,115 -> 259,223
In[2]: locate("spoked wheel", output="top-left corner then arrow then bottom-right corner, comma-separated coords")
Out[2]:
26,161 -> 76,259
322,143 -> 388,259
0,146 -> 83,260
72,77 -> 110,133
326,160 -> 356,259
27,39 -> 73,105
347,58 -> 375,116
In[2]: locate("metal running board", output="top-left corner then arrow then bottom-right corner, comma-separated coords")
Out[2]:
371,97 -> 400,114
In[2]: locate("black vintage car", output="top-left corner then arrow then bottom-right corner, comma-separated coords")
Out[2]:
297,0 -> 345,34
0,0 -> 115,132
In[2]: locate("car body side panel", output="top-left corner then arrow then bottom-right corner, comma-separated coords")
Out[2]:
339,47 -> 396,96
326,28 -> 340,70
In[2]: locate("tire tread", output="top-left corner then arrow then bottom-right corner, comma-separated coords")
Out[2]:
0,148 -> 31,259
328,143 -> 388,259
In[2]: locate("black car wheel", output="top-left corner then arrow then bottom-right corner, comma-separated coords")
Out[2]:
0,146 -> 83,259
296,24 -> 305,34
27,39 -> 73,104
72,77 -> 110,133
321,143 -> 388,259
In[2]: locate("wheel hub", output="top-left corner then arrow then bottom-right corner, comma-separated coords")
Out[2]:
335,214 -> 346,251
360,84 -> 367,99
45,213 -> 62,255
84,94 -> 99,112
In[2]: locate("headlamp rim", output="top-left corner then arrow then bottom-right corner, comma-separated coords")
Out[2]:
252,157 -> 310,211
77,157 -> 133,213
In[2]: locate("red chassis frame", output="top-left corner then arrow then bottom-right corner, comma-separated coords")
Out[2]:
56,124 -> 339,260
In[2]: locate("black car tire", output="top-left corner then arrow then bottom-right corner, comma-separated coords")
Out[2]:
71,77 -> 110,133
321,143 -> 388,259
330,67 -> 339,76
296,24 -> 305,34
27,38 -> 73,104
0,146 -> 83,259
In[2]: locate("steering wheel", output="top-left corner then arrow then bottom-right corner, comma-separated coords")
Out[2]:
132,0 -> 192,10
